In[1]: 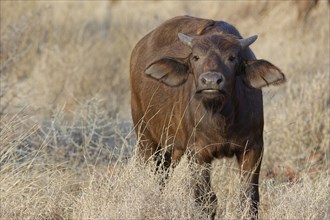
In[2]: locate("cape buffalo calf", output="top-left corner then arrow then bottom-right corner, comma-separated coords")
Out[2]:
130,15 -> 285,219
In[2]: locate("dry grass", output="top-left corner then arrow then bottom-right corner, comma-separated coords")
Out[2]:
0,1 -> 329,219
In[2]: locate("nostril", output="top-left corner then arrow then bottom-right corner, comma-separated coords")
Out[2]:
201,78 -> 207,84
216,78 -> 223,85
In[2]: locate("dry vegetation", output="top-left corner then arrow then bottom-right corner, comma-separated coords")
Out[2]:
0,1 -> 329,219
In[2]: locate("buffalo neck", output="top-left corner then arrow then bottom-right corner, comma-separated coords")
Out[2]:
200,94 -> 237,137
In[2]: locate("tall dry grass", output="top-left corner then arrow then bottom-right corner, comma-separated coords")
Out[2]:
0,1 -> 329,219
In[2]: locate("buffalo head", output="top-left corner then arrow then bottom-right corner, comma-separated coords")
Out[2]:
145,32 -> 285,101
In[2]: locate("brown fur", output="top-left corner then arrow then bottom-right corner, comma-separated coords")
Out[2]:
130,16 -> 285,219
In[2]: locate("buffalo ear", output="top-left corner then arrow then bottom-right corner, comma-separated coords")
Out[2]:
145,58 -> 189,87
243,59 -> 285,89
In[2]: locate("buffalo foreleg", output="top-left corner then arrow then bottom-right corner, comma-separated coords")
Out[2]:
236,146 -> 263,220
192,162 -> 217,220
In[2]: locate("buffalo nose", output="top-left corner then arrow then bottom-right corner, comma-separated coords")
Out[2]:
199,72 -> 224,87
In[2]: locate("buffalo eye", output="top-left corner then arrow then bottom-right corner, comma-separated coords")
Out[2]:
228,55 -> 236,62
192,55 -> 200,62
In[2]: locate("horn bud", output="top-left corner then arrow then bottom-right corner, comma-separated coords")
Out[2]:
239,35 -> 258,48
178,33 -> 193,48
